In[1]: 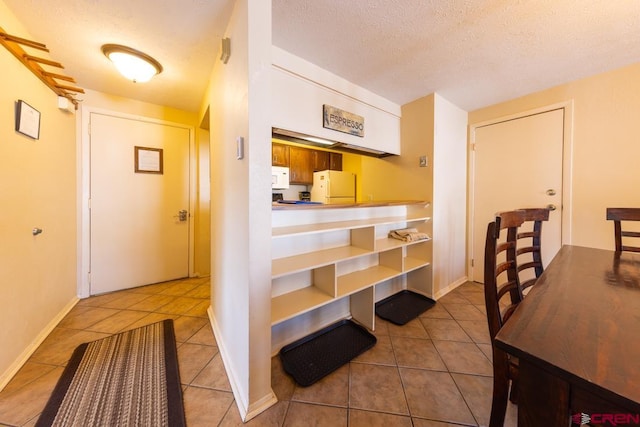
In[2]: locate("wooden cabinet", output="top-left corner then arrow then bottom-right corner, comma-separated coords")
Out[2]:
329,152 -> 342,171
312,150 -> 329,172
289,146 -> 313,184
272,142 -> 343,178
271,204 -> 432,351
313,151 -> 342,171
272,143 -> 290,166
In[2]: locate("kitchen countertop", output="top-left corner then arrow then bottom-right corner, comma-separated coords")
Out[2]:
272,200 -> 429,210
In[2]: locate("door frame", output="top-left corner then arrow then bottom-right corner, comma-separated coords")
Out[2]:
467,101 -> 574,282
78,106 -> 196,298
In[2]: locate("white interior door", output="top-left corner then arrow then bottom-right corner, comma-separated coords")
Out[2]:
471,109 -> 564,283
90,113 -> 191,294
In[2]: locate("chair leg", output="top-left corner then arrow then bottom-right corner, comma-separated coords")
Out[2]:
489,350 -> 510,427
509,377 -> 518,404
489,371 -> 510,427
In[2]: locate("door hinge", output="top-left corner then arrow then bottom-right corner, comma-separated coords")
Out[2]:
471,259 -> 474,267
471,144 -> 476,151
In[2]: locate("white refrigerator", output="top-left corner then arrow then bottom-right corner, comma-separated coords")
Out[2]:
310,170 -> 356,204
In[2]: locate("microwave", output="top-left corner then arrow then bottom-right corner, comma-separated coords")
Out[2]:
272,166 -> 290,189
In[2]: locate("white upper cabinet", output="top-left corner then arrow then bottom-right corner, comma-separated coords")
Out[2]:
271,47 -> 401,155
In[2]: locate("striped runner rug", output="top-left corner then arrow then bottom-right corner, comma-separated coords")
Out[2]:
36,319 -> 185,427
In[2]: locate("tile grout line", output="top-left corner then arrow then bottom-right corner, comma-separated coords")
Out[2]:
429,303 -> 481,427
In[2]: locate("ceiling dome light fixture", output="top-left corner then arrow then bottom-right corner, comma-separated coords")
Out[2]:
101,44 -> 163,83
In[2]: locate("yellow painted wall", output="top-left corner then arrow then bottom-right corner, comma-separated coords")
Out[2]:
195,127 -> 211,277
469,63 -> 640,250
0,1 -> 78,386
359,94 -> 434,203
0,3 -> 205,387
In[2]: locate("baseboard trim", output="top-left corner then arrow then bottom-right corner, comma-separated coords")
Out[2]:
433,276 -> 469,300
244,391 -> 278,422
0,296 -> 79,392
207,306 -> 277,422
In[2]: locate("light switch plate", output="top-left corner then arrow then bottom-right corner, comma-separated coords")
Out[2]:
419,155 -> 427,167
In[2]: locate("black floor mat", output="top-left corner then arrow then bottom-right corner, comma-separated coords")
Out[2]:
375,290 -> 436,325
279,319 -> 376,387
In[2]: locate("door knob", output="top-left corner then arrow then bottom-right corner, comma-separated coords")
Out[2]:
547,204 -> 557,211
175,210 -> 188,221
546,189 -> 556,196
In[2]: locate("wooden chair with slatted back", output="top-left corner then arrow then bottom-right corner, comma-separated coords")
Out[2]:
606,208 -> 640,252
484,210 -> 525,427
516,208 -> 550,292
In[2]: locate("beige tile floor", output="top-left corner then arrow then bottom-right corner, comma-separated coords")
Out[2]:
0,279 -> 516,426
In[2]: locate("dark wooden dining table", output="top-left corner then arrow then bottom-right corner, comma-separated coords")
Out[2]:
495,245 -> 640,427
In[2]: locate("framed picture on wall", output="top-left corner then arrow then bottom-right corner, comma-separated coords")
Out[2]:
134,146 -> 163,174
15,100 -> 41,140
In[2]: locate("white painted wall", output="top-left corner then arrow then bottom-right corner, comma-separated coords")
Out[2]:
271,47 -> 401,155
432,94 -> 468,297
206,0 -> 275,421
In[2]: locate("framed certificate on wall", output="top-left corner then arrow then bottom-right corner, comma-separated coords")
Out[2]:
15,100 -> 41,140
134,146 -> 163,174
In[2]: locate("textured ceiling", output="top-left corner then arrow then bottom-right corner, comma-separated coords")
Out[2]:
273,0 -> 640,110
4,0 -> 640,112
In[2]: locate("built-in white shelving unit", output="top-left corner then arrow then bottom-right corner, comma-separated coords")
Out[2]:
271,203 -> 432,352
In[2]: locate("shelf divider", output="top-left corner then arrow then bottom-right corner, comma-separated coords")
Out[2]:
350,287 -> 375,330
